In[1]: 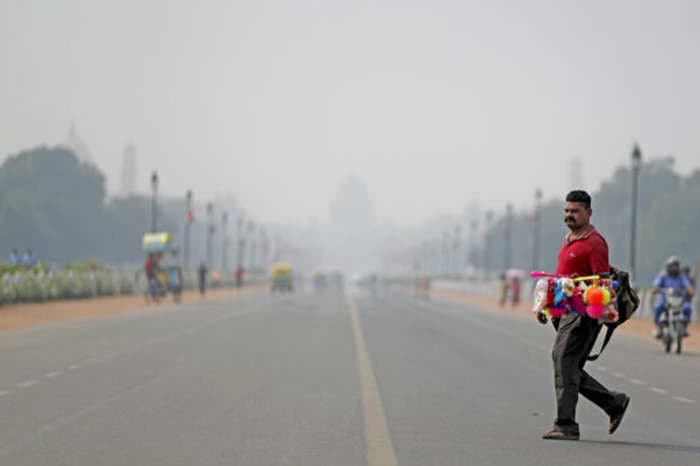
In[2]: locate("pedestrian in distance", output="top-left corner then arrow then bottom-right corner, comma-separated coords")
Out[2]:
498,272 -> 508,307
540,190 -> 630,441
22,249 -> 37,267
198,262 -> 208,297
144,253 -> 160,302
510,276 -> 521,306
9,249 -> 20,266
235,264 -> 244,290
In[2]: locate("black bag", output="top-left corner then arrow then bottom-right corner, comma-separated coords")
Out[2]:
587,266 -> 640,361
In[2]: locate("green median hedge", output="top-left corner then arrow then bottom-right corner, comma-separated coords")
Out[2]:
0,263 -> 138,305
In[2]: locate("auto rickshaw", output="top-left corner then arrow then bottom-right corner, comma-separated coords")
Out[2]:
142,232 -> 184,303
270,262 -> 294,292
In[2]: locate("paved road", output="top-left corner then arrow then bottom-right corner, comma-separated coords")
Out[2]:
0,289 -> 698,465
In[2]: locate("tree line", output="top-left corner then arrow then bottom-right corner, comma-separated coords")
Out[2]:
0,146 -> 179,265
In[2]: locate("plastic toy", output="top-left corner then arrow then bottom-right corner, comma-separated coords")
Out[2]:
530,271 -> 618,322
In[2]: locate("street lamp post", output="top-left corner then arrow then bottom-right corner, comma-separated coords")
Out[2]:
469,218 -> 479,272
532,188 -> 543,272
504,203 -> 514,271
434,239 -> 441,276
150,171 -> 158,233
452,225 -> 461,277
205,202 -> 214,268
221,212 -> 228,274
236,216 -> 245,271
248,221 -> 256,272
441,232 -> 449,277
483,210 -> 494,278
184,190 -> 193,269
630,143 -> 642,283
260,228 -> 268,270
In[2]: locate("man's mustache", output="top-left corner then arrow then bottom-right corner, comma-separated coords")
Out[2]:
565,217 -> 575,222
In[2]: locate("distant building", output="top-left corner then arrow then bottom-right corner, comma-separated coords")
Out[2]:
120,144 -> 138,196
326,176 -> 377,274
330,176 -> 374,228
66,122 -> 91,163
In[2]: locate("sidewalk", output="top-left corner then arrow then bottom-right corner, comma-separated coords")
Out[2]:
0,286 -> 264,332
427,288 -> 700,353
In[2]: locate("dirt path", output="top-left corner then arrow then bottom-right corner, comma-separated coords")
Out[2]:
0,286 -> 264,331
427,288 -> 700,353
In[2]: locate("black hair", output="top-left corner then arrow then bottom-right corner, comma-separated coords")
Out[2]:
565,190 -> 591,209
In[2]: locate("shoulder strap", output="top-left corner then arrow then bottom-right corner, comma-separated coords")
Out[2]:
587,325 -> 615,361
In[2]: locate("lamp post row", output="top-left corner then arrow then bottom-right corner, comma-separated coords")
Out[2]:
148,172 -> 270,274
421,143 -> 642,280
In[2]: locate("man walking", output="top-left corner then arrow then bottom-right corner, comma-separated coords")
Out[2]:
540,190 -> 630,440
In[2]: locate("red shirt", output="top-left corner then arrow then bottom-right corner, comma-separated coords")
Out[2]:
555,227 -> 609,277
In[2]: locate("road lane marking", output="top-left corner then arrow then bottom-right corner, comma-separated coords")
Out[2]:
0,390 -> 10,397
629,378 -> 646,385
348,298 -> 399,466
67,364 -> 81,371
594,366 -> 608,372
672,396 -> 696,404
611,372 -> 625,378
44,371 -> 63,379
18,380 -> 38,388
650,387 -> 668,395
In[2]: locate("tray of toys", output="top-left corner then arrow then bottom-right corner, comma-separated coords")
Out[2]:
530,272 -> 619,323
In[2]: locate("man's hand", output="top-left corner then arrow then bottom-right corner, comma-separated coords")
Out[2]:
536,311 -> 548,325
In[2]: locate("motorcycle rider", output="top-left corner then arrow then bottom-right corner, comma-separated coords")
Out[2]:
652,257 -> 694,338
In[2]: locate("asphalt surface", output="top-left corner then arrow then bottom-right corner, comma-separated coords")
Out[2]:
0,289 -> 698,465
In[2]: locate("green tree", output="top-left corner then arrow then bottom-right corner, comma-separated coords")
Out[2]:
0,146 -> 106,261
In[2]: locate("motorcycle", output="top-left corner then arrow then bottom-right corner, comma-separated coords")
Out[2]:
659,288 -> 685,354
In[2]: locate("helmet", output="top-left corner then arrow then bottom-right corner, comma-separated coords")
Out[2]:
665,256 -> 680,276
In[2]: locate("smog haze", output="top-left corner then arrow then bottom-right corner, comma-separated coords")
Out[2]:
2,0 -> 699,225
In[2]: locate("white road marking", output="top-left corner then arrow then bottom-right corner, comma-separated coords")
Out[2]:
0,390 -> 10,397
67,364 -> 81,371
672,396 -> 696,404
611,372 -> 625,378
629,378 -> 646,385
44,371 -> 63,379
594,366 -> 608,372
650,387 -> 668,395
18,380 -> 38,388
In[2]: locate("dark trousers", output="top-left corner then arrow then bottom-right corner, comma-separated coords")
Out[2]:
552,313 -> 621,427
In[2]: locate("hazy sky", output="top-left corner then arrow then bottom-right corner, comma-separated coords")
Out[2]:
2,0 -> 699,225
